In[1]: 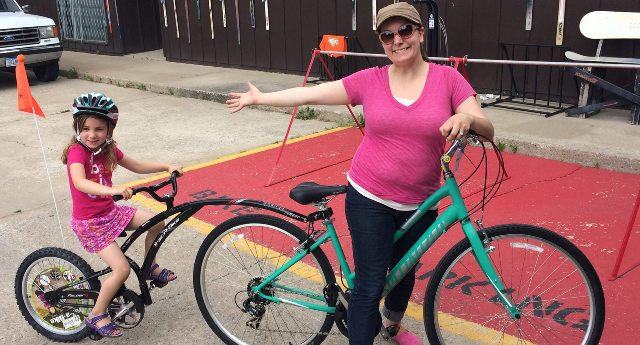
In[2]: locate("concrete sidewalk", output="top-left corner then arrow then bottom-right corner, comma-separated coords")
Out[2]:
59,50 -> 640,173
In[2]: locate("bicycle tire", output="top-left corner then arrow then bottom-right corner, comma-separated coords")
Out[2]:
424,224 -> 605,345
194,214 -> 337,345
15,247 -> 100,342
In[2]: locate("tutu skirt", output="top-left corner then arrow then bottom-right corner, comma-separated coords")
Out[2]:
71,205 -> 137,253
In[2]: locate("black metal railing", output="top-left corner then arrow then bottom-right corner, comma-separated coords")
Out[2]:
481,42 -> 577,117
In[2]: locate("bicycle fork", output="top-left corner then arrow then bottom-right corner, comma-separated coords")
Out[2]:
461,219 -> 522,319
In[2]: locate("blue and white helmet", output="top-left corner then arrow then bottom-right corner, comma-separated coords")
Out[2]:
72,93 -> 119,126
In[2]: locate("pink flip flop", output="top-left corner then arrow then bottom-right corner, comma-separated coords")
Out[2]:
381,324 -> 423,345
390,329 -> 423,345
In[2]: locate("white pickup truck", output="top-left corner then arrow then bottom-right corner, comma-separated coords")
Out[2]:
0,0 -> 62,81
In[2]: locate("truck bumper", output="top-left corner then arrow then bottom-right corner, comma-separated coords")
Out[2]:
0,44 -> 62,68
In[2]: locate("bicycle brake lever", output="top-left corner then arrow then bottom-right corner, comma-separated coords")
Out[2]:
453,146 -> 463,172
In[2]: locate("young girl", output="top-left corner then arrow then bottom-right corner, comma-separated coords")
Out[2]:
61,93 -> 183,338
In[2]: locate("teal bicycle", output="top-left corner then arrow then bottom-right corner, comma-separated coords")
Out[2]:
193,133 -> 605,345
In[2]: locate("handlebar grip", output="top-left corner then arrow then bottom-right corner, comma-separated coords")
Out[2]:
113,187 -> 140,202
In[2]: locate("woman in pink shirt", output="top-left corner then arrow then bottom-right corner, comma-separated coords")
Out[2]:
61,93 -> 183,338
227,3 -> 493,345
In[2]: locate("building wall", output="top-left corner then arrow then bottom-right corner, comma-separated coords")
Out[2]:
20,0 -> 640,97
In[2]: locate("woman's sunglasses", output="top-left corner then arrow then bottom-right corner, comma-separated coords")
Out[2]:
378,24 -> 419,44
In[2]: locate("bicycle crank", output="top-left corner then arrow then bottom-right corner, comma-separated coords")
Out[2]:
108,289 -> 145,329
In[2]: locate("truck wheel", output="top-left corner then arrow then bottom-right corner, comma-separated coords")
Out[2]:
34,61 -> 59,82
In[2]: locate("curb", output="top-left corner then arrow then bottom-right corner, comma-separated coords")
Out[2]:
60,68 -> 298,116
492,137 -> 640,174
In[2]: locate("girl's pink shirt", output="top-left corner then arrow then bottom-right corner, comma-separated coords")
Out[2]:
341,63 -> 475,204
66,144 -> 124,219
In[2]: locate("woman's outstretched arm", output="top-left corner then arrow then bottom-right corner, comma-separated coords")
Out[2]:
226,80 -> 350,113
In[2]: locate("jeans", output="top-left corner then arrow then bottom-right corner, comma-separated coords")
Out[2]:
345,184 -> 437,345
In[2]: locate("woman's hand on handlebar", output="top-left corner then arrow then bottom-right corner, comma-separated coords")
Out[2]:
440,113 -> 474,142
226,81 -> 261,113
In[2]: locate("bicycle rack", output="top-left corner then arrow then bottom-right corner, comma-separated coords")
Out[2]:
481,42 -> 577,117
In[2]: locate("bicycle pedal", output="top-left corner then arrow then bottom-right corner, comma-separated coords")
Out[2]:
88,331 -> 103,341
379,324 -> 398,341
379,327 -> 391,341
149,280 -> 168,289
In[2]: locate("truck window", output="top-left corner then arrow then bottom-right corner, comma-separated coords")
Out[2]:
0,0 -> 21,12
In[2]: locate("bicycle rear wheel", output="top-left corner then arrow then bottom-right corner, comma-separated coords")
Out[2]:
424,224 -> 605,345
15,247 -> 99,342
194,214 -> 337,345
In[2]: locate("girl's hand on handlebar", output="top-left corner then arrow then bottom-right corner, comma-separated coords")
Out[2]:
168,165 -> 183,176
226,81 -> 261,113
440,113 -> 474,142
113,187 -> 133,200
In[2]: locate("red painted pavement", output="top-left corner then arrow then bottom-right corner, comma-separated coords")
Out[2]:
135,127 -> 640,344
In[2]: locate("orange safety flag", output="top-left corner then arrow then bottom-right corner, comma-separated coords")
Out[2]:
16,54 -> 45,117
319,35 -> 347,58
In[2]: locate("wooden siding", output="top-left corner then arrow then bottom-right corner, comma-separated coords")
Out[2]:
19,0 -> 640,95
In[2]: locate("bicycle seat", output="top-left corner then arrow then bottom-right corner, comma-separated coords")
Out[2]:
289,182 -> 347,205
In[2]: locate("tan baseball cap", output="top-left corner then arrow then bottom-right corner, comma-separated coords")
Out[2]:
376,2 -> 422,32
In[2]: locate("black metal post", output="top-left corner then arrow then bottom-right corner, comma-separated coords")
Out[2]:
413,0 -> 439,57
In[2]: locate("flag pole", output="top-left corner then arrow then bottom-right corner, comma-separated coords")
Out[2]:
31,106 -> 67,248
16,54 -> 66,247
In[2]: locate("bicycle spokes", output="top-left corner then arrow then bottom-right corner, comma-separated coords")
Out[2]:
426,227 -> 604,345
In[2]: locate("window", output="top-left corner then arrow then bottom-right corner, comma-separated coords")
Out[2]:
56,0 -> 108,43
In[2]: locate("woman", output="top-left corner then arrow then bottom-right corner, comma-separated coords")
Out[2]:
227,3 -> 493,344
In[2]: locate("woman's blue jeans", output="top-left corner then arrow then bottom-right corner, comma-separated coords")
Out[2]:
345,185 -> 437,345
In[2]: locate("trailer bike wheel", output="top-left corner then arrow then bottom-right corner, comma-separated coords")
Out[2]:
15,247 -> 100,342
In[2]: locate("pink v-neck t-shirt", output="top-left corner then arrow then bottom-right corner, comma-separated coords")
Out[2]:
341,63 -> 475,204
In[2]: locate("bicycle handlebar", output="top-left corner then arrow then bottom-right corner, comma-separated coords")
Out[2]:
441,129 -> 479,173
113,170 -> 180,205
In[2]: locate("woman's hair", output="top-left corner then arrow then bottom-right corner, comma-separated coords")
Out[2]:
61,114 -> 118,172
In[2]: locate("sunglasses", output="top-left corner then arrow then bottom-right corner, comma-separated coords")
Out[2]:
378,24 -> 419,44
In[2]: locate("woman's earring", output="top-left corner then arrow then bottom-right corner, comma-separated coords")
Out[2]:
75,134 -> 81,142
105,138 -> 112,145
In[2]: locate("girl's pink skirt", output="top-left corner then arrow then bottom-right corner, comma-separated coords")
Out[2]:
70,205 -> 137,253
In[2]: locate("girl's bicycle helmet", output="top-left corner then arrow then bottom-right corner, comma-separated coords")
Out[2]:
72,93 -> 119,126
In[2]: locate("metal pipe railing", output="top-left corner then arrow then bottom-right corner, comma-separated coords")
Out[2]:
316,50 -> 640,69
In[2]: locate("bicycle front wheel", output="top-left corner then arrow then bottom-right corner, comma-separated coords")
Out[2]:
194,214 -> 337,345
425,224 -> 605,345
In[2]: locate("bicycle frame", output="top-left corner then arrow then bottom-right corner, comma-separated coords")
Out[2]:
251,139 -> 522,319
47,196 -> 309,308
